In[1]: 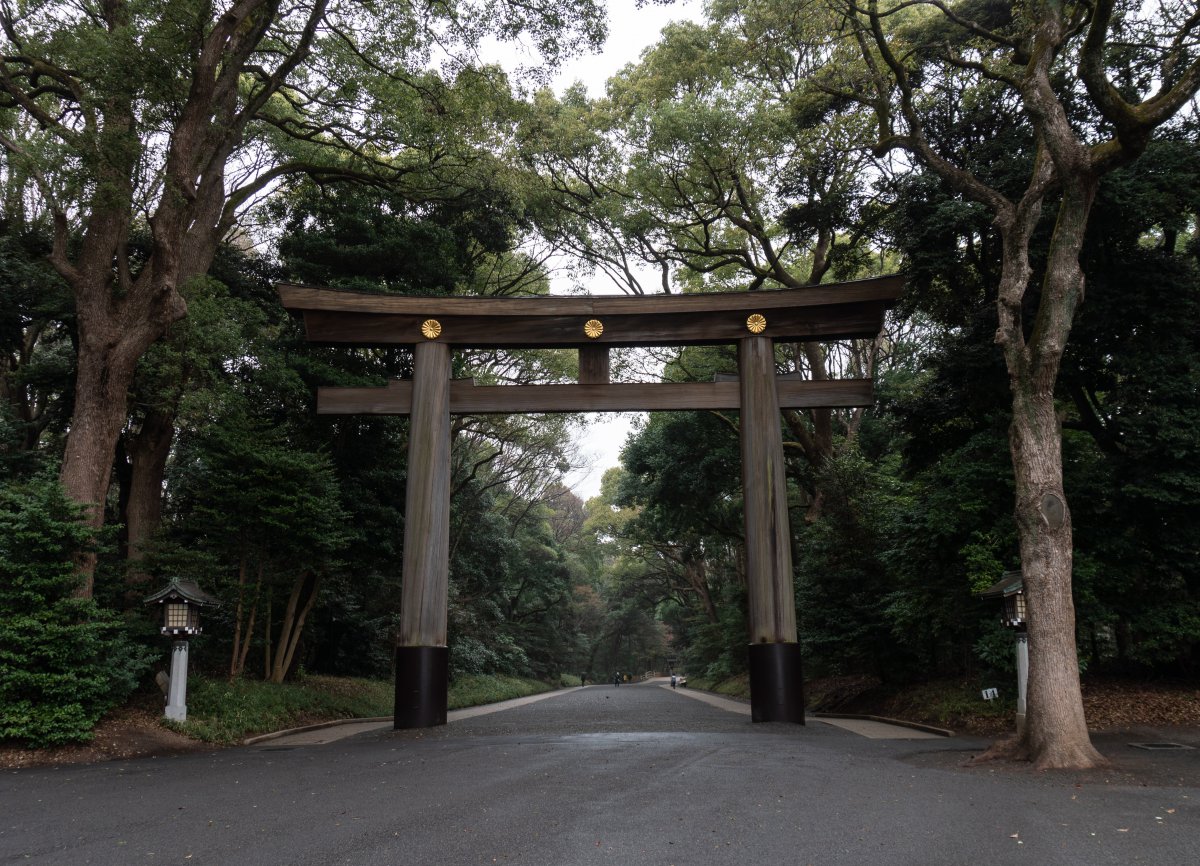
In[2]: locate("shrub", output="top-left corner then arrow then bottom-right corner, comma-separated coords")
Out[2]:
0,473 -> 155,747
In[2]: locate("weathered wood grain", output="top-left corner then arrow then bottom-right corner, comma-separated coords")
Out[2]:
297,304 -> 890,348
739,336 -> 798,645
278,277 -> 903,349
398,341 -> 451,648
578,346 -> 611,384
279,275 -> 903,316
315,378 -> 875,414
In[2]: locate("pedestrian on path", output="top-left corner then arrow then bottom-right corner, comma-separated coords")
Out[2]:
670,673 -> 677,689
614,671 -> 621,687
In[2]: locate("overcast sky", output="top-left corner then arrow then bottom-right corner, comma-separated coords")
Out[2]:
549,0 -> 703,97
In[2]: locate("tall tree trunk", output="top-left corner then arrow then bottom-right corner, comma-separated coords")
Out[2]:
997,178 -> 1105,770
59,331 -> 152,597
1008,388 -> 1102,769
849,0 -> 1200,772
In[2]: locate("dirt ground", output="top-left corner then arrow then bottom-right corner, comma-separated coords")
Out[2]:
0,698 -> 210,770
902,724 -> 1200,789
810,674 -> 1200,737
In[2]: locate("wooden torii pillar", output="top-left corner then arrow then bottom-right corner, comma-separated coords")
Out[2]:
739,334 -> 803,721
278,277 -> 903,727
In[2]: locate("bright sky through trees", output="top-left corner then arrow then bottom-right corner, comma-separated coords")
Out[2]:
528,0 -> 703,498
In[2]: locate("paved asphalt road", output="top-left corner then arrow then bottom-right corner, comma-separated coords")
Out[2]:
3,682 -> 1197,865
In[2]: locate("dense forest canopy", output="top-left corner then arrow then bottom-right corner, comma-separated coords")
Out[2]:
1,1 -> 1197,769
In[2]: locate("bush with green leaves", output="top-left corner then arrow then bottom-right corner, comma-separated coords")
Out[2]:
0,473 -> 155,747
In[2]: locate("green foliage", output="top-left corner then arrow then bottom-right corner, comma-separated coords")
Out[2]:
447,473 -> 585,680
796,452 -> 915,681
449,632 -> 530,678
973,621 -> 1018,678
0,403 -> 41,481
446,675 -> 555,710
3,0 -> 1199,740
619,409 -> 742,542
172,674 -> 394,744
273,182 -> 523,296
685,673 -> 750,700
682,587 -> 750,682
0,474 -> 154,747
878,679 -> 1016,728
591,410 -> 742,679
0,227 -> 74,469
171,419 -> 351,568
887,127 -> 1200,674
173,673 -> 556,744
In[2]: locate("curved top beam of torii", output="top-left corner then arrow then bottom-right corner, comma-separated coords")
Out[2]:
276,275 -> 904,415
277,274 -> 903,350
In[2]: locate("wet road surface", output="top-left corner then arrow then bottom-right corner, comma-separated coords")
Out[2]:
2,681 -> 1197,865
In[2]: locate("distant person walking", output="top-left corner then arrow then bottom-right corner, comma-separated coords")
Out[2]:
614,672 -> 621,687
670,673 -> 677,689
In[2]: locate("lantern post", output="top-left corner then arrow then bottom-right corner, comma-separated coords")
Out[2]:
144,579 -> 220,722
980,571 -> 1029,734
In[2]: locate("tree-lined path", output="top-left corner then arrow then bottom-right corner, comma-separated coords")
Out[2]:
3,682 -> 1196,865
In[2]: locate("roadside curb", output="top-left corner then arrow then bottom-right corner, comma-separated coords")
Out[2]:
242,716 -> 392,746
810,712 -> 954,737
240,686 -> 584,746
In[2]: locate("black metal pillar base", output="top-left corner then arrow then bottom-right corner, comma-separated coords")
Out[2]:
394,645 -> 449,729
748,642 -> 806,724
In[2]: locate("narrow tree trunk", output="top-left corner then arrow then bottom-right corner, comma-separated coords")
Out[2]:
230,556 -> 248,678
270,573 -> 305,683
263,586 -> 274,680
236,579 -> 260,679
270,572 -> 321,683
125,409 -> 175,584
275,574 -> 322,682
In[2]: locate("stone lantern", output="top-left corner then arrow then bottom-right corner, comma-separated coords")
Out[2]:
980,570 -> 1029,734
144,578 -> 220,721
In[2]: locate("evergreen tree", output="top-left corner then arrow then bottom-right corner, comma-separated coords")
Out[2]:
0,473 -> 154,746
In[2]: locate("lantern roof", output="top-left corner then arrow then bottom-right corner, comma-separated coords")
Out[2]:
143,578 -> 221,608
979,570 -> 1024,599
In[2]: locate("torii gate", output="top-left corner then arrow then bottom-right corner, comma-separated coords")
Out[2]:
278,275 -> 903,728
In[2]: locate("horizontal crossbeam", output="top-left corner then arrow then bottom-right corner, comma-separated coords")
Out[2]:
316,378 -> 875,415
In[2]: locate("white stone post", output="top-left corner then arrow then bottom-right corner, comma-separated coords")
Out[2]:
1015,633 -> 1029,735
165,639 -> 190,721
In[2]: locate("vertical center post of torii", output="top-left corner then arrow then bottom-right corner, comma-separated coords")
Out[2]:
739,335 -> 805,723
